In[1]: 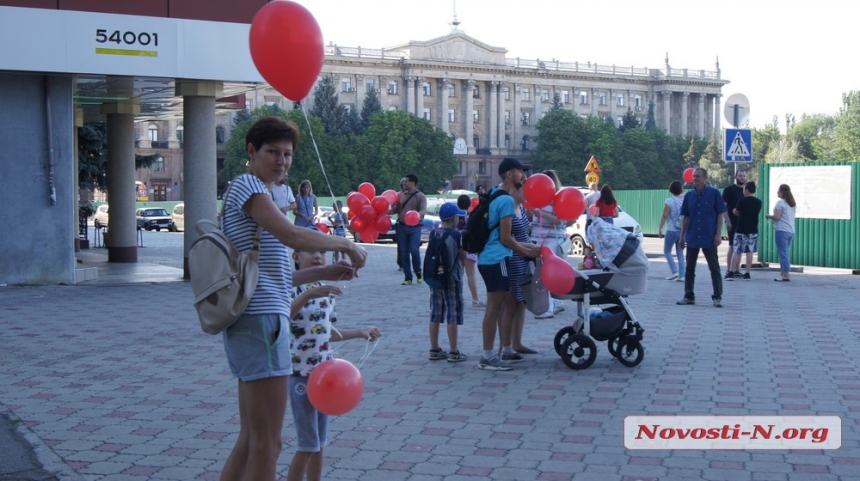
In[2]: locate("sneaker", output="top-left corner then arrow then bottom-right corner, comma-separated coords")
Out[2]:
416,276 -> 424,284
713,298 -> 723,308
402,279 -> 412,285
677,277 -> 685,282
500,352 -> 525,363
742,273 -> 751,281
447,351 -> 467,363
535,310 -> 554,319
552,303 -> 566,315
676,297 -> 695,305
478,356 -> 512,371
724,271 -> 734,280
665,273 -> 679,281
734,271 -> 744,278
429,349 -> 447,361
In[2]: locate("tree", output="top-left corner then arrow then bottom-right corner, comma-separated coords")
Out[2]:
550,91 -> 563,111
644,101 -> 657,130
359,87 -> 382,133
78,122 -> 172,193
698,134 -> 730,186
764,137 -> 805,164
232,108 -> 251,128
309,76 -> 355,136
532,109 -> 590,185
834,90 -> 860,161
683,138 -> 699,167
618,108 -> 640,133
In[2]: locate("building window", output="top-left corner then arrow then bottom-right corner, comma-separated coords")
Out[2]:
176,125 -> 184,143
423,107 -> 431,120
541,89 -> 550,102
635,95 -> 643,111
447,83 -> 455,97
215,126 -> 225,143
617,116 -> 624,126
522,135 -> 531,150
459,161 -> 464,174
422,82 -> 431,96
504,110 -> 511,126
473,110 -> 479,124
387,80 -> 398,95
472,85 -> 480,99
473,134 -> 480,149
504,134 -> 510,149
523,88 -> 531,101
343,104 -> 352,113
599,93 -> 607,105
580,91 -> 588,105
617,94 -> 625,106
148,125 -> 158,142
388,106 -> 398,111
503,87 -> 510,100
341,78 -> 352,92
522,112 -> 530,126
448,109 -> 455,123
478,161 -> 486,174
562,91 -> 570,104
366,79 -> 375,92
153,156 -> 165,172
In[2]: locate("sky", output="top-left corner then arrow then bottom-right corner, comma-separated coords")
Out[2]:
292,0 -> 856,131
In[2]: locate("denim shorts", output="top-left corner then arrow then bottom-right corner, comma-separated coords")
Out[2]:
289,375 -> 329,452
223,313 -> 292,382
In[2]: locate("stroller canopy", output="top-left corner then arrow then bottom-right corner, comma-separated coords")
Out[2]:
586,218 -> 649,275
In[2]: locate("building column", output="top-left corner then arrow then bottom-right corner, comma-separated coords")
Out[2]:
497,83 -> 507,151
463,80 -> 475,151
415,77 -> 425,119
378,76 -> 388,109
439,78 -> 450,132
609,89 -> 616,121
102,77 -> 139,263
714,93 -> 722,136
662,89 -> 672,133
405,76 -> 415,115
489,81 -> 499,150
512,83 -> 521,152
680,92 -> 689,137
355,74 -> 364,109
533,83 -> 542,121
698,93 -> 706,137
591,88 -> 597,116
177,80 -> 222,278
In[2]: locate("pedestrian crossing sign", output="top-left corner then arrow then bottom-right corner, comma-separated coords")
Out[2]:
723,128 -> 753,162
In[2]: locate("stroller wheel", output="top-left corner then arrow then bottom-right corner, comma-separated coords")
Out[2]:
560,334 -> 597,370
607,335 -> 622,358
616,339 -> 644,367
553,326 -> 575,356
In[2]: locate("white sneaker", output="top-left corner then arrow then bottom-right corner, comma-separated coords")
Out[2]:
665,273 -> 679,280
535,310 -> 554,319
677,277 -> 685,282
552,303 -> 565,315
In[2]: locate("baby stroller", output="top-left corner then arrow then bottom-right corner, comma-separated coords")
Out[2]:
552,218 -> 648,370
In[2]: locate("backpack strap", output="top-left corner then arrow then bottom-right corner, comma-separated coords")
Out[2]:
221,177 -> 263,264
487,189 -> 510,231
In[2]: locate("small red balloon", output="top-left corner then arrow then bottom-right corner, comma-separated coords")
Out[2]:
348,209 -> 357,220
314,222 -> 329,234
541,248 -> 576,295
554,187 -> 586,221
469,197 -> 480,212
381,189 -> 398,204
347,192 -> 370,212
522,199 -> 534,211
358,182 -> 376,200
588,204 -> 598,216
249,1 -> 324,101
371,196 -> 390,215
350,217 -> 367,233
307,359 -> 364,416
361,228 -> 379,244
523,173 -> 556,209
403,210 -> 420,227
358,205 -> 376,222
376,214 -> 392,233
683,168 -> 694,183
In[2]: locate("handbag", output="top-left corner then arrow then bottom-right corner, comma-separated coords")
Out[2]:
521,258 -> 550,316
188,181 -> 261,334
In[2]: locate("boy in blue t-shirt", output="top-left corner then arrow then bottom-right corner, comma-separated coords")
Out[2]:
428,203 -> 468,362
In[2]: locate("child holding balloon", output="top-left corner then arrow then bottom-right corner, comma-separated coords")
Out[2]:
287,247 -> 381,481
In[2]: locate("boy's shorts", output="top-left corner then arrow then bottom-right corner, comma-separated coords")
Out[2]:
733,233 -> 758,254
223,313 -> 292,382
430,280 -> 464,325
289,375 -> 329,452
478,259 -> 511,293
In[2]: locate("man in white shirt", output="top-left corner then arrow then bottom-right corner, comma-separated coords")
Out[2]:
271,172 -> 296,216
584,182 -> 600,230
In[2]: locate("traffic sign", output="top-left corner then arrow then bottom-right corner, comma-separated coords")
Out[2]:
585,172 -> 600,185
723,93 -> 750,127
724,128 -> 753,162
584,156 -> 601,172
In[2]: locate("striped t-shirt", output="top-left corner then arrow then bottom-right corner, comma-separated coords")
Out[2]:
222,174 -> 293,316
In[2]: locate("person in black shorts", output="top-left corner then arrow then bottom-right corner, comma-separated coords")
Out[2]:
722,169 -> 747,279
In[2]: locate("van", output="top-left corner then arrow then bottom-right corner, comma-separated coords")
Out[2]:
172,203 -> 185,232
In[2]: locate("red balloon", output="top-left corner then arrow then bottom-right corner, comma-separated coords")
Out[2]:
358,205 -> 377,222
522,199 -> 534,211
381,189 -> 398,204
541,248 -> 576,295
361,228 -> 379,244
554,187 -> 586,221
249,1 -> 324,101
347,192 -> 370,212
469,197 -> 480,212
350,217 -> 367,233
683,168 -> 694,183
347,209 -> 356,220
371,196 -> 390,215
376,214 -> 392,233
588,204 -> 598,216
314,222 -> 329,234
523,173 -> 556,209
358,182 -> 376,200
403,210 -> 420,227
307,359 -> 364,415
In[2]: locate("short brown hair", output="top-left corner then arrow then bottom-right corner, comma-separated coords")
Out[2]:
245,116 -> 300,152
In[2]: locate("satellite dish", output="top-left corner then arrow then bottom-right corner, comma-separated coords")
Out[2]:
723,93 -> 750,127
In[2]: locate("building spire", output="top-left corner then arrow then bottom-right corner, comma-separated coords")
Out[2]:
450,0 -> 462,32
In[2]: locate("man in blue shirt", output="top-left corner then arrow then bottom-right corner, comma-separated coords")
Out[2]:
477,158 -> 541,370
677,168 -> 727,308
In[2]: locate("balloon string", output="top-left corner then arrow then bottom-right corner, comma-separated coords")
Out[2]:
298,102 -> 337,206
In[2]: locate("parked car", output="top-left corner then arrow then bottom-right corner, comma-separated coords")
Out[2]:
171,203 -> 185,232
136,208 -> 176,231
565,196 -> 643,256
93,204 -> 109,228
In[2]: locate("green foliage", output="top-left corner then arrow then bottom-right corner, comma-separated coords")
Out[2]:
310,76 -> 356,136
698,134 -> 730,186
619,108 -> 640,133
221,104 -> 284,182
78,122 -> 171,193
359,87 -> 383,133
835,91 -> 860,160
550,92 -> 563,111
645,101 -> 657,130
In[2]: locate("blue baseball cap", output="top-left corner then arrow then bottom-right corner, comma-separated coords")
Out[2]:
439,202 -> 467,221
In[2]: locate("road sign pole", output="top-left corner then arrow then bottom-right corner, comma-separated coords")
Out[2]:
732,105 -> 740,175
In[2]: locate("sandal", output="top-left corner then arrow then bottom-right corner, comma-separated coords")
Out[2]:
472,299 -> 486,307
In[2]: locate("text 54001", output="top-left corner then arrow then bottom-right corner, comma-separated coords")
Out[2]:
96,29 -> 159,47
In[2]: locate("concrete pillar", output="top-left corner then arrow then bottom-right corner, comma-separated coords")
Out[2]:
512,83 -> 521,152
489,82 -> 498,150
356,74 -> 364,109
379,76 -> 388,110
497,83 -> 506,151
714,93 -> 722,136
591,88 -> 597,117
177,80 -> 222,278
415,77 -> 425,119
439,78 -> 449,131
662,89 -> 672,133
534,84 -> 542,121
698,93 -> 706,137
609,89 -> 616,121
680,92 -> 689,137
405,76 -> 415,115
74,106 -> 83,251
464,79 -> 474,151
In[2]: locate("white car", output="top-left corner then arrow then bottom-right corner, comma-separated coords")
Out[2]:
565,202 -> 643,256
93,204 -> 109,228
171,203 -> 185,232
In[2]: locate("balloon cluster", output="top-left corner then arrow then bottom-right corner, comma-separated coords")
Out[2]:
307,358 -> 364,415
346,182 -> 400,243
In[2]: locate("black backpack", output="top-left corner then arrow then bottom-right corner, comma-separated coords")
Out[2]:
422,228 -> 454,289
462,189 -> 509,254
